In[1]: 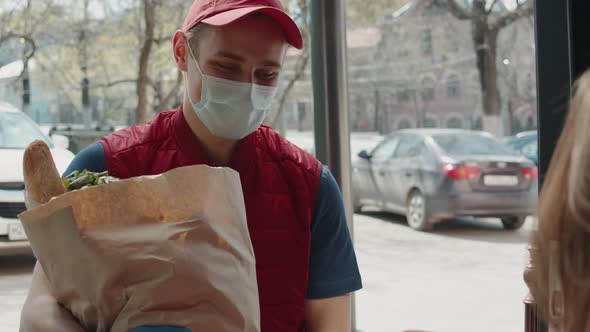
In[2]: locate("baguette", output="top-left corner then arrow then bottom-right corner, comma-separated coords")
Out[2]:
23,140 -> 67,205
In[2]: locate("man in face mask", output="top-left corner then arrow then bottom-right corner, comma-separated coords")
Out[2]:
20,1 -> 362,331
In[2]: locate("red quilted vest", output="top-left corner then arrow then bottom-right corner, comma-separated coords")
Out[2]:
99,106 -> 322,331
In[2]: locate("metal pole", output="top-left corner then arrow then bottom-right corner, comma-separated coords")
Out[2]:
535,0 -> 572,183
310,0 -> 356,330
528,0 -> 574,331
22,0 -> 32,118
81,0 -> 91,128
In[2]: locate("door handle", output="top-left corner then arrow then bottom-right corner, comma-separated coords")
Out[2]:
405,172 -> 412,177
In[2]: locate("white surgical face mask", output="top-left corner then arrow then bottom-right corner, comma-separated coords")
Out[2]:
183,43 -> 277,140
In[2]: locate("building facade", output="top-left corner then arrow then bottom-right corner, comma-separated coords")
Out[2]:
282,0 -> 537,135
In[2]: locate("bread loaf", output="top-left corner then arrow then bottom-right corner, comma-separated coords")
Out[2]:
23,140 -> 66,205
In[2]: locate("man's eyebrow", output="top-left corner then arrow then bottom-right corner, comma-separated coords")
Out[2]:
214,51 -> 282,69
214,50 -> 244,62
261,60 -> 282,69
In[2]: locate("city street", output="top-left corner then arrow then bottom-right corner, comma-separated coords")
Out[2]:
0,213 -> 532,332
355,212 -> 532,332
0,255 -> 35,332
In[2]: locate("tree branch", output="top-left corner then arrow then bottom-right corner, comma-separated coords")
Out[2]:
438,0 -> 488,24
135,0 -> 157,123
0,32 -> 36,80
0,32 -> 36,54
91,79 -> 138,89
269,49 -> 310,128
35,53 -> 81,93
439,0 -> 473,20
158,70 -> 183,111
486,0 -> 499,14
491,1 -> 533,30
267,0 -> 310,129
152,36 -> 170,45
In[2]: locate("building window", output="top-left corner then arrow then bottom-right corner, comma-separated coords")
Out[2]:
392,31 -> 410,58
473,117 -> 483,130
424,3 -> 444,16
447,74 -> 461,98
447,117 -> 463,129
398,42 -> 410,57
446,28 -> 459,52
424,117 -> 437,128
397,80 -> 411,102
511,117 -> 524,135
421,77 -> 435,101
421,29 -> 433,55
398,119 -> 412,129
525,115 -> 535,130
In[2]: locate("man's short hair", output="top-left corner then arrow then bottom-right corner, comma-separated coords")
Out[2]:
185,13 -> 277,50
186,23 -> 211,50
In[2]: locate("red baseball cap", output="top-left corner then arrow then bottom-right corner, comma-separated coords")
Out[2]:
182,0 -> 303,49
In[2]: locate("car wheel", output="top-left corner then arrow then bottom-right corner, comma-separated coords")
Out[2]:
501,216 -> 526,230
406,190 -> 433,231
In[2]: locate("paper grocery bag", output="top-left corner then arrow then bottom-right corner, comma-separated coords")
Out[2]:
19,165 -> 259,332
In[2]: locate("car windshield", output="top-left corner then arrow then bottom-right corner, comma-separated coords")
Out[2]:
0,112 -> 51,149
431,133 -> 518,157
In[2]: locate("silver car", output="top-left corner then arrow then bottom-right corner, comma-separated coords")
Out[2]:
352,129 -> 538,231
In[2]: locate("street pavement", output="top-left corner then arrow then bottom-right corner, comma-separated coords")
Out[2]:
0,255 -> 35,332
354,211 -> 532,332
0,213 -> 532,332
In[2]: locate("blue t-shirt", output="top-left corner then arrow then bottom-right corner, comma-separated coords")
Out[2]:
65,142 -> 362,300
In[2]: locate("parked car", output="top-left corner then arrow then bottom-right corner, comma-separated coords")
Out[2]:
352,129 -> 538,231
504,130 -> 538,165
285,130 -> 384,159
0,102 -> 74,255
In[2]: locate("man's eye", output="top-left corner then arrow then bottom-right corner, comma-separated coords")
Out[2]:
257,70 -> 278,80
215,63 -> 237,71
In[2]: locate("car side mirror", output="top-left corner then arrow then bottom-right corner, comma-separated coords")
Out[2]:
358,150 -> 371,159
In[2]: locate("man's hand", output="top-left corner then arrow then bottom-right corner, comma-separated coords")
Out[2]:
20,262 -> 84,332
304,294 -> 351,332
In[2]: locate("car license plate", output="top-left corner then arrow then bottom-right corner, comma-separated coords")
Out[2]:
8,222 -> 27,241
484,175 -> 519,187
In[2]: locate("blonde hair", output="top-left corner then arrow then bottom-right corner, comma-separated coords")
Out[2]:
531,70 -> 590,331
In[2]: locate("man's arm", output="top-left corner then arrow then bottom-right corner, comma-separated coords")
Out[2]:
20,142 -> 107,332
305,294 -> 351,332
20,263 -> 85,332
304,167 -> 362,331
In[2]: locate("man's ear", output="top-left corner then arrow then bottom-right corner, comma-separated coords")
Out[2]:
173,30 -> 189,72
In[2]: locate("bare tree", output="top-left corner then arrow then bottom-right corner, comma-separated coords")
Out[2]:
134,0 -> 158,124
0,33 -> 36,76
153,70 -> 183,112
268,0 -> 310,129
0,0 -> 187,125
149,0 -> 188,112
269,49 -> 310,128
0,0 -> 37,80
135,0 -> 190,123
439,0 -> 533,136
347,0 -> 409,28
